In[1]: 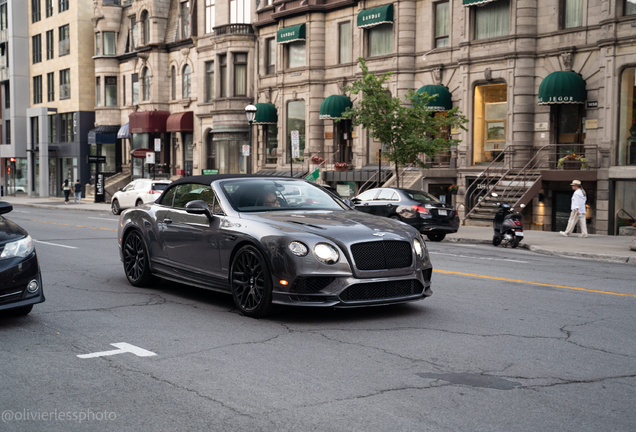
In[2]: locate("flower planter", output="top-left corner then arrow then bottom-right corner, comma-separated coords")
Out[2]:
563,161 -> 582,170
334,167 -> 349,172
450,190 -> 458,195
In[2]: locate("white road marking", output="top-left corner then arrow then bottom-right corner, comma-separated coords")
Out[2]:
33,239 -> 78,249
430,251 -> 529,264
13,210 -> 30,213
88,217 -> 118,222
77,343 -> 156,359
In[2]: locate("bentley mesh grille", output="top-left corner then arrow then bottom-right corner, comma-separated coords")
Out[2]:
292,277 -> 336,293
339,280 -> 424,302
350,241 -> 412,270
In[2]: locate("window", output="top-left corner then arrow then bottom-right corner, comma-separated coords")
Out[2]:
368,24 -> 393,57
265,125 -> 278,164
141,10 -> 149,44
435,2 -> 450,48
234,53 -> 247,96
48,115 -> 56,143
105,77 -> 117,107
96,77 -> 101,106
47,72 -> 54,102
58,0 -> 68,13
31,118 -> 39,146
473,83 -> 507,164
627,0 -> 636,15
59,68 -> 70,99
60,112 -> 76,142
564,0 -> 583,28
619,67 -> 636,166
219,55 -> 227,97
33,76 -> 42,104
182,64 -> 191,98
230,0 -> 250,23
131,17 -> 138,50
132,73 -> 139,104
5,120 -> 10,144
0,4 -> 8,31
376,189 -> 398,201
205,61 -> 214,102
32,34 -> 42,64
142,68 -> 151,101
4,83 -> 9,108
46,30 -> 54,59
181,1 -> 191,39
171,66 -> 176,100
103,32 -> 116,55
475,0 -> 509,40
206,0 -> 215,33
59,24 -> 70,56
46,0 -> 53,18
266,38 -> 275,74
95,33 -> 101,56
32,0 -> 41,23
123,75 -> 126,106
339,22 -> 351,64
288,41 -> 305,68
287,100 -> 305,162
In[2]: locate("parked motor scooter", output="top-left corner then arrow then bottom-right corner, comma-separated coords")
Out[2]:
491,193 -> 525,248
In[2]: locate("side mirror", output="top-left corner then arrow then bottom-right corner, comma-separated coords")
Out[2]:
0,201 -> 13,215
351,198 -> 361,204
118,188 -> 124,192
185,200 -> 213,220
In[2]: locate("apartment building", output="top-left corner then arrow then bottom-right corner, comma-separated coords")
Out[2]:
252,0 -> 636,234
0,0 -> 30,196
26,0 -> 96,197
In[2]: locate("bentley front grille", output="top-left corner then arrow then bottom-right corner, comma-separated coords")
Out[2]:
350,240 -> 412,271
339,280 -> 423,302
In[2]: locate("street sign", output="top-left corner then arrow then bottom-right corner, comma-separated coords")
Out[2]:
154,138 -> 161,152
146,152 -> 155,164
131,148 -> 154,159
291,131 -> 300,158
305,168 -> 319,182
203,169 -> 219,175
88,156 -> 106,163
242,145 -> 250,156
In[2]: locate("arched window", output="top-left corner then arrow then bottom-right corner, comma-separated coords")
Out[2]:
142,67 -> 151,101
141,10 -> 149,45
171,66 -> 176,100
182,64 -> 191,98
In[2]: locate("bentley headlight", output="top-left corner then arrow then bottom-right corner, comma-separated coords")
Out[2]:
314,243 -> 339,264
289,241 -> 309,257
414,238 -> 424,258
1,235 -> 35,259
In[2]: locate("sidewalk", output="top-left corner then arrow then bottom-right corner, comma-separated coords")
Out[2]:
2,194 -> 635,265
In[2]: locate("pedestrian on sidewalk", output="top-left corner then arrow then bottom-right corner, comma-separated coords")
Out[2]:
62,179 -> 71,204
73,179 -> 82,204
560,180 -> 588,238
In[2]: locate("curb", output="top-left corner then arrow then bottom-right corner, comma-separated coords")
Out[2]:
3,201 -> 111,213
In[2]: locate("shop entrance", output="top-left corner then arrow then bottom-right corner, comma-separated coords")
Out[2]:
555,104 -> 586,159
553,191 -> 572,232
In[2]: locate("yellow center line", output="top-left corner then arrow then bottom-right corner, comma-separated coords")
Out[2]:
31,220 -> 117,232
434,269 -> 636,298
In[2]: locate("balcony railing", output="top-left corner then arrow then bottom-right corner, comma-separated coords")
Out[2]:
60,84 -> 71,100
213,24 -> 255,36
59,39 -> 70,56
102,0 -> 132,5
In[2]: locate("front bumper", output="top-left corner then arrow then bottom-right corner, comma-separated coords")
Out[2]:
0,253 -> 45,312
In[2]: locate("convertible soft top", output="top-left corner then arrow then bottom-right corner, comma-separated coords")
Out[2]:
169,174 -> 299,187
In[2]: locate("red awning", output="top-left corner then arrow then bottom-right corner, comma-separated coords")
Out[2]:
166,111 -> 194,132
129,111 -> 171,134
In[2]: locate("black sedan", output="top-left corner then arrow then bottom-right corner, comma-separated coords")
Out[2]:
118,175 -> 432,317
0,202 -> 45,316
352,188 -> 459,242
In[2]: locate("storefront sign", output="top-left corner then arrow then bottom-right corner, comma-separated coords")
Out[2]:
586,101 -> 598,108
146,152 -> 155,164
96,173 -> 105,203
203,169 -> 219,175
325,132 -> 333,139
351,131 -> 357,138
88,156 -> 106,163
585,119 -> 598,129
131,148 -> 154,159
534,122 -> 549,131
154,138 -> 161,152
451,127 -> 459,135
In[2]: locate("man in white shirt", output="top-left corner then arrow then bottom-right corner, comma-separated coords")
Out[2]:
560,180 -> 588,238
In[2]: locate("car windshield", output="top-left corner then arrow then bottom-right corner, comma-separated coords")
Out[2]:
404,190 -> 440,203
221,179 -> 347,212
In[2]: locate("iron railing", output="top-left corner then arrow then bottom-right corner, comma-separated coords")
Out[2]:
213,24 -> 255,36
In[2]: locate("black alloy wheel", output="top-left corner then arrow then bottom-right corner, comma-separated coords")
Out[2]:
123,231 -> 153,287
112,199 -> 121,215
426,232 -> 446,242
230,245 -> 273,318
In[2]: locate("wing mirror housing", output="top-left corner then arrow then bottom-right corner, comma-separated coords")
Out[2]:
118,187 -> 124,191
185,200 -> 213,220
0,201 -> 13,215
351,197 -> 361,204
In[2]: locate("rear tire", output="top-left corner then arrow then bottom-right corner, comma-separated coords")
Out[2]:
426,233 -> 446,242
123,231 -> 154,287
112,199 -> 121,215
511,237 -> 520,248
492,235 -> 502,247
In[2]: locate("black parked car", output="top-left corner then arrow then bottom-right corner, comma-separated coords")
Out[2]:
118,175 -> 432,317
352,188 -> 459,242
0,202 -> 45,316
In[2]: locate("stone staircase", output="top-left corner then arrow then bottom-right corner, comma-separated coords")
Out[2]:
382,165 -> 422,189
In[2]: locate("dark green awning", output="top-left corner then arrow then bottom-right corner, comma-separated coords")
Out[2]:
415,85 -> 453,111
538,71 -> 586,105
462,0 -> 497,6
357,4 -> 394,28
319,95 -> 352,120
276,24 -> 306,44
253,103 -> 278,124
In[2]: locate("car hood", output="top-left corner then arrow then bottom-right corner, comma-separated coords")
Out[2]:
241,210 -> 417,244
0,217 -> 28,245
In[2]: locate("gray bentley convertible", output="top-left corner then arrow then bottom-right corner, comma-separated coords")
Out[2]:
118,175 -> 433,317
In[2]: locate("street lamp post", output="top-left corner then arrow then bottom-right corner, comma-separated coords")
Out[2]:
245,104 -> 257,175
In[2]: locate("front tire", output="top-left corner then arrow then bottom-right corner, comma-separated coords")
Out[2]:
426,232 -> 446,242
5,305 -> 33,317
230,245 -> 273,318
112,199 -> 121,215
123,231 -> 154,287
492,235 -> 502,246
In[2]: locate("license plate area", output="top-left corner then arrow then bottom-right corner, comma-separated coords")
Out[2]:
437,210 -> 447,216
515,231 -> 524,237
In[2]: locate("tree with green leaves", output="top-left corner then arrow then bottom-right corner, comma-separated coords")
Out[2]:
340,58 -> 467,187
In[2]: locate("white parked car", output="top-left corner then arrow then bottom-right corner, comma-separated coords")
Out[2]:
111,179 -> 171,215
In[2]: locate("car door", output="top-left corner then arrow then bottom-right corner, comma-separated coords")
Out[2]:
353,189 -> 379,214
162,183 -> 222,283
117,182 -> 136,208
132,180 -> 151,205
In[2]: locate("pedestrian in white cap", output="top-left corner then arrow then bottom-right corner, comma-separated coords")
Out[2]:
560,180 -> 588,238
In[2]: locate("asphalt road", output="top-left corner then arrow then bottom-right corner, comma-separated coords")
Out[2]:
1,206 -> 635,432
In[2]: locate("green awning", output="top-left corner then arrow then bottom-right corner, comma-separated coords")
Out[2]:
357,4 -> 394,29
319,95 -> 352,120
415,85 -> 453,111
276,24 -> 306,44
538,71 -> 586,105
462,0 -> 497,6
253,103 -> 278,124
